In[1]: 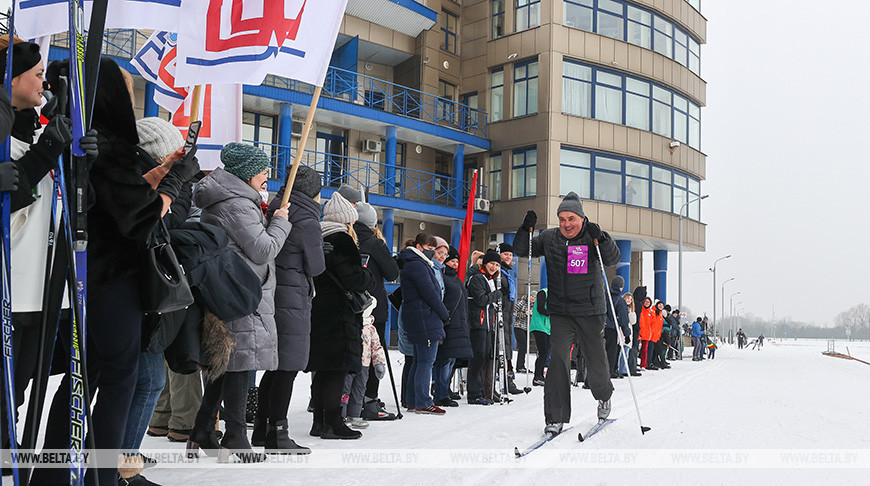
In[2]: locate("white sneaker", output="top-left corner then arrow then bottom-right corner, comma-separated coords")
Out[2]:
347,417 -> 369,429
544,423 -> 563,436
597,399 -> 611,420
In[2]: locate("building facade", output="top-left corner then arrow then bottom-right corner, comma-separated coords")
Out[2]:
49,0 -> 706,302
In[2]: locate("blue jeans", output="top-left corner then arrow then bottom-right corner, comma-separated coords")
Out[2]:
122,351 -> 167,451
617,346 -> 629,374
407,341 -> 439,409
432,358 -> 455,401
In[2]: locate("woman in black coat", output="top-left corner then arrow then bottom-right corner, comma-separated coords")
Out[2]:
308,193 -> 376,439
397,234 -> 449,414
465,251 -> 503,405
254,166 -> 324,453
353,203 -> 401,417
432,246 -> 472,407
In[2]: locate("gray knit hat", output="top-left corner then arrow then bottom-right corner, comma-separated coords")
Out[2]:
323,192 -> 358,224
355,202 -> 377,228
220,142 -> 270,181
136,117 -> 184,160
292,165 -> 322,199
557,191 -> 586,218
337,183 -> 362,204
611,275 -> 625,291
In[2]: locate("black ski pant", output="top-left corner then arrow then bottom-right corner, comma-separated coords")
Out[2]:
400,354 -> 413,408
544,314 -> 613,424
31,277 -> 141,486
532,331 -> 550,381
603,328 -> 620,376
514,327 -> 528,370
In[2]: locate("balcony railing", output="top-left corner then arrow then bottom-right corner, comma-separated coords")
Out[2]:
264,67 -> 488,138
51,29 -> 152,60
250,141 -> 487,209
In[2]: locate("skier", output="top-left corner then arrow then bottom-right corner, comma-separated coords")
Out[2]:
512,192 -> 621,436
754,334 -> 765,350
737,328 -> 747,349
691,317 -> 704,361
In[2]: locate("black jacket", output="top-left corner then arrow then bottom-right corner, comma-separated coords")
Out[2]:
308,230 -> 377,373
355,222 -> 399,324
514,223 -> 621,317
136,148 -> 193,229
604,287 -> 631,338
397,247 -> 449,346
437,265 -> 473,359
88,133 -> 163,299
269,187 -> 325,371
465,266 -> 501,355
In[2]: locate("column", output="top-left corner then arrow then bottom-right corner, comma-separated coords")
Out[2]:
539,257 -> 547,289
277,104 -> 294,180
452,143 -> 465,208
451,220 -> 462,248
653,250 -> 668,304
382,208 -> 395,254
144,82 -> 159,118
616,240 -> 631,294
385,126 -> 397,197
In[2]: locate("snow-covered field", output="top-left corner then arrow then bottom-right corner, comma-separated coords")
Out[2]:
18,339 -> 870,485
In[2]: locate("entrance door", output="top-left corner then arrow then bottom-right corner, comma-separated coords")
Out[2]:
315,131 -> 347,188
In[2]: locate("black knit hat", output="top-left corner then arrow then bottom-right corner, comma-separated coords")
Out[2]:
483,250 -> 501,265
0,42 -> 41,82
445,246 -> 460,264
497,242 -> 514,254
291,165 -> 322,199
664,304 -> 672,312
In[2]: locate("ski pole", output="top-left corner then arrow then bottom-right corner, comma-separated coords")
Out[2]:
524,228 -> 532,393
594,239 -> 650,435
381,345 -> 403,419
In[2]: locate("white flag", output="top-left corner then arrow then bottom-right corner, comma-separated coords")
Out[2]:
132,31 -> 241,171
14,0 -> 181,39
174,0 -> 348,87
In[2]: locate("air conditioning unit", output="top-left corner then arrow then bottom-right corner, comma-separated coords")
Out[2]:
474,198 -> 491,213
291,120 -> 304,138
362,139 -> 383,153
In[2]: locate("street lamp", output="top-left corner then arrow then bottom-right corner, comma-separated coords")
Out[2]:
679,194 -> 709,315
710,255 -> 731,339
729,291 -> 741,337
722,277 -> 735,340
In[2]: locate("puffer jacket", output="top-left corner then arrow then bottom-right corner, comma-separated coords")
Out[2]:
650,309 -> 664,342
436,265 -> 472,360
639,306 -> 655,341
355,222 -> 400,324
465,266 -> 501,355
268,186 -> 325,371
513,222 -> 620,317
397,247 -> 449,346
193,168 -> 291,372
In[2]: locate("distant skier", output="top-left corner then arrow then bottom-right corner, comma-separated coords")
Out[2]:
513,193 -> 621,437
753,334 -> 765,350
736,328 -> 747,349
706,337 -> 717,359
691,317 -> 704,361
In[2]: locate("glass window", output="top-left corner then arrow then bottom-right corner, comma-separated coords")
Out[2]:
626,5 -> 652,48
652,86 -> 671,137
511,147 -> 537,198
689,38 -> 701,75
625,78 -> 650,130
652,181 -> 671,212
674,30 -> 688,67
688,177 -> 701,220
594,171 -> 622,203
598,0 -> 622,14
594,72 -> 622,124
516,0 -> 541,32
595,155 -> 621,172
491,68 -> 504,122
489,154 -> 502,201
243,111 -> 276,160
559,148 -> 591,197
653,16 -> 673,58
597,10 -> 624,40
625,161 -> 649,207
441,10 -> 458,53
688,102 -> 701,150
437,80 -> 456,125
562,60 -> 593,117
514,60 -> 538,117
673,94 -> 688,144
652,166 -> 670,183
673,186 -> 688,216
564,0 -> 593,30
492,0 -> 506,39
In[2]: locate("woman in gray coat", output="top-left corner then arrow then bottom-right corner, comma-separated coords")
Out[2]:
187,143 -> 291,463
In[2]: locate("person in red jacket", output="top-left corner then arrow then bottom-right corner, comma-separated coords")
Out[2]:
638,298 -> 654,369
649,301 -> 665,369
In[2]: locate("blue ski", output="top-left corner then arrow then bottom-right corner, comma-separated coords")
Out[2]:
578,418 -> 617,442
514,425 -> 575,458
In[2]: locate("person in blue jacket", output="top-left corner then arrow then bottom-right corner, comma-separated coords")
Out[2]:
692,317 -> 704,361
398,233 -> 450,414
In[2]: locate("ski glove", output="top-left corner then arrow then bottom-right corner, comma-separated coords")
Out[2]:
374,364 -> 386,380
521,210 -> 537,232
79,129 -> 99,164
624,335 -> 631,345
585,221 -> 603,241
157,146 -> 200,201
323,241 -> 334,255
0,162 -> 19,192
39,116 -> 74,159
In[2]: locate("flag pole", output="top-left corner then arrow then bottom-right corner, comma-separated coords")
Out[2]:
280,85 -> 322,206
190,85 -> 202,123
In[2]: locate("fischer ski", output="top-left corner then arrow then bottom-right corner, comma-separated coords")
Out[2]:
578,418 -> 616,442
514,425 -> 575,458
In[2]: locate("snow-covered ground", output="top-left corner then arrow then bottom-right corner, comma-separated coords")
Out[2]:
17,339 -> 870,485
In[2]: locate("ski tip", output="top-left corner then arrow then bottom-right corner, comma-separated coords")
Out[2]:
641,426 -> 651,435
514,447 -> 521,458
577,432 -> 584,442
523,387 -> 532,394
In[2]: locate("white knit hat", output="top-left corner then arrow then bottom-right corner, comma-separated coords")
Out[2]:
136,117 -> 184,160
323,192 -> 358,224
433,236 -> 449,249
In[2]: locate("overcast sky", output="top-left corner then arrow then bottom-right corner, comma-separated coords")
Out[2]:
3,0 -> 866,324
654,0 -> 870,325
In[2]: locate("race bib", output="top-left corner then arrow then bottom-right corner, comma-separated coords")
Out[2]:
567,245 -> 588,274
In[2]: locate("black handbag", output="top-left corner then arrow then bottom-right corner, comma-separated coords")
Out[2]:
326,271 -> 373,315
140,218 -> 195,314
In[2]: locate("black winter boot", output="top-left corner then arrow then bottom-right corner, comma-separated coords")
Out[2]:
251,413 -> 267,447
265,419 -> 312,455
186,427 -> 221,459
310,408 -> 325,437
321,408 -> 362,440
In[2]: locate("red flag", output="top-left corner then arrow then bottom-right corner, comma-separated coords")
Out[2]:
458,169 -> 478,282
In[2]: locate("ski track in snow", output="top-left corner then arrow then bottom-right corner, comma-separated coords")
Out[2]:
8,339 -> 870,485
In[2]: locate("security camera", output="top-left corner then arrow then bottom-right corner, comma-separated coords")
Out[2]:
669,141 -> 681,148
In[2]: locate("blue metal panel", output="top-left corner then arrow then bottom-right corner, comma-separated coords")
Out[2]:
392,0 -> 437,22
277,104 -> 293,178
144,82 -> 159,118
540,256 -> 548,289
452,144 -> 465,208
653,250 -> 668,304
385,126 -> 397,196
616,240 -> 631,294
328,37 -> 358,102
244,84 -> 490,151
451,220 -> 461,248
383,208 -> 395,255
